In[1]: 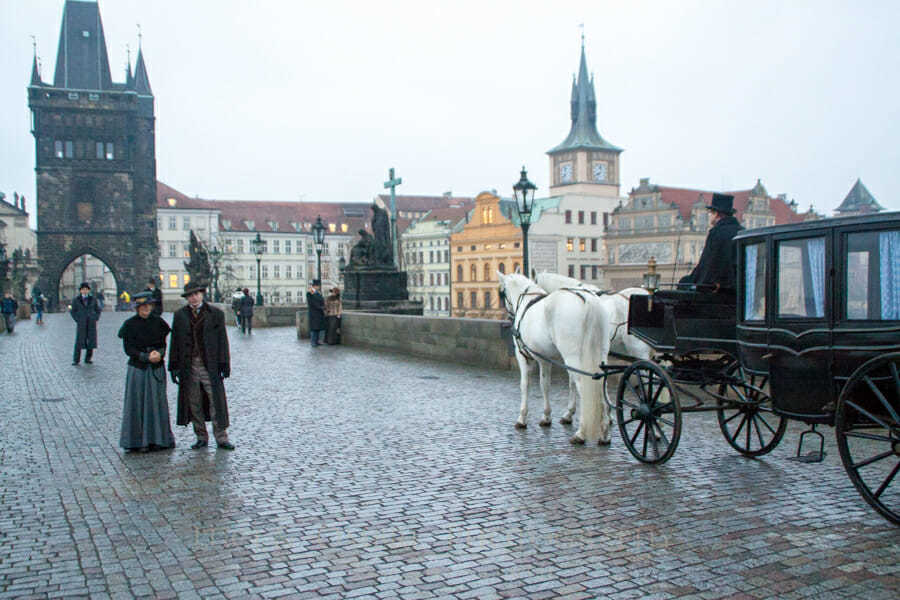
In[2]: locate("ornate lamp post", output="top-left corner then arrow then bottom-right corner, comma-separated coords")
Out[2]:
312,215 -> 326,285
512,166 -> 537,277
250,232 -> 265,306
209,245 -> 222,302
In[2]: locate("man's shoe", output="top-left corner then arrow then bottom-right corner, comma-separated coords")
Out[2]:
216,441 -> 235,450
84,359 -> 93,364
190,440 -> 208,450
72,361 -> 79,366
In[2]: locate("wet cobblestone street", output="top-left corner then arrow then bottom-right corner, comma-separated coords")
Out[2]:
1,312 -> 898,599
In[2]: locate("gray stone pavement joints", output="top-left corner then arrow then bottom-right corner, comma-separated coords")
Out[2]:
0,312 -> 898,599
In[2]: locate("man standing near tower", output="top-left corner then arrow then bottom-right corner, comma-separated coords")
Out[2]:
71,282 -> 101,365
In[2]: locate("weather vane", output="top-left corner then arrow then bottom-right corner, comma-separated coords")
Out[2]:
137,23 -> 142,48
579,22 -> 584,46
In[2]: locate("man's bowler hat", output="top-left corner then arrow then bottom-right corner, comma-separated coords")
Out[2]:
311,279 -> 321,286
79,281 -> 91,291
181,281 -> 207,297
707,193 -> 736,215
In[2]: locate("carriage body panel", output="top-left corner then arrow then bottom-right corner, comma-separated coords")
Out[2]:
628,290 -> 737,356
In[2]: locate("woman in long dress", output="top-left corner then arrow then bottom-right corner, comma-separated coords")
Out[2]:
118,291 -> 175,452
325,288 -> 342,345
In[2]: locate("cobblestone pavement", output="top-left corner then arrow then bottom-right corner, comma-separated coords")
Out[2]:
1,312 -> 898,600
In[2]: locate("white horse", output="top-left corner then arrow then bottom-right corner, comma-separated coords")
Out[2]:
535,272 -> 654,426
498,271 -> 614,445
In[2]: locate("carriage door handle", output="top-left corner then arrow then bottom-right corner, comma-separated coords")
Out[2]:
762,353 -> 774,360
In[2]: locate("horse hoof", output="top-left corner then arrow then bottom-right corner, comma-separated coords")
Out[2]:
559,417 -> 573,425
539,419 -> 551,427
598,438 -> 611,446
514,422 -> 527,430
569,435 -> 585,445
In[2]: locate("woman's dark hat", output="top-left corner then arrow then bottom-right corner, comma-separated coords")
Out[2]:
133,291 -> 154,306
181,281 -> 207,297
707,193 -> 736,215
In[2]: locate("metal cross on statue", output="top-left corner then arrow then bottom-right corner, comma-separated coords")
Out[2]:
383,167 -> 402,269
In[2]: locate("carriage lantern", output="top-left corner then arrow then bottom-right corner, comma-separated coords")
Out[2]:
512,166 -> 537,276
643,257 -> 661,310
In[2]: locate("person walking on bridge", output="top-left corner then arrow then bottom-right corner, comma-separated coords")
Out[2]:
1,291 -> 18,334
71,282 -> 101,364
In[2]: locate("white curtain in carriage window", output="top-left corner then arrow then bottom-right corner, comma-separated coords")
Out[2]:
880,230 -> 900,319
744,244 -> 759,319
808,237 -> 825,318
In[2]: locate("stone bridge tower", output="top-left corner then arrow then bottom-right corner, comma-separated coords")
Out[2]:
28,0 -> 158,307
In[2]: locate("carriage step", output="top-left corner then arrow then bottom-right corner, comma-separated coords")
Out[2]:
787,425 -> 826,464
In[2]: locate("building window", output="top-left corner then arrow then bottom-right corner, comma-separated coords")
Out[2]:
249,265 -> 255,279
565,210 -> 572,224
429,273 -> 434,286
63,140 -> 73,158
54,140 -> 63,158
429,297 -> 434,311
484,291 -> 491,309
580,265 -> 587,280
285,265 -> 292,279
578,211 -> 585,224
262,265 -> 269,279
168,243 -> 176,257
328,223 -> 336,233
168,216 -> 176,230
470,291 -> 477,307
157,218 -> 163,230
591,211 -> 597,225
579,238 -> 586,252
182,217 -> 190,230
456,292 -> 463,308
274,265 -> 280,279
169,274 -> 178,288
470,264 -> 477,281
443,250 -> 449,262
96,142 -> 104,159
592,265 -> 598,279
105,142 -> 114,160
591,238 -> 598,252
285,291 -> 292,304
498,263 -> 506,274
457,264 -> 463,282
237,239 -> 244,254
272,240 -> 280,253
568,265 -> 575,277
184,273 -> 191,285
483,263 -> 491,281
566,238 -> 574,252
513,262 -> 520,274
284,240 -> 291,254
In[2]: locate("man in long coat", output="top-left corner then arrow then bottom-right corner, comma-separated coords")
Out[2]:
679,193 -> 744,293
71,282 -> 102,365
168,282 -> 234,450
306,279 -> 326,347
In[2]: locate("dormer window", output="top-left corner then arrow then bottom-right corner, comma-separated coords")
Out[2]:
268,221 -> 278,231
290,221 -> 302,232
221,219 -> 232,230
244,220 -> 254,230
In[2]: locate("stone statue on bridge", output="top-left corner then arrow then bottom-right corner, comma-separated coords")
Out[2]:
184,230 -> 212,286
348,204 -> 394,269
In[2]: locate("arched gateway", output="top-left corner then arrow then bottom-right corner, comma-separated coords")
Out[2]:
28,0 -> 159,309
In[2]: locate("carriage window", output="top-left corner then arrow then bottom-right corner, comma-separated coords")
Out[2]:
777,237 -> 825,319
846,229 -> 900,320
743,242 -> 766,320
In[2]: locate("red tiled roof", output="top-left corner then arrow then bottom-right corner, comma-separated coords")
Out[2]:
377,194 -> 471,212
653,186 -> 804,225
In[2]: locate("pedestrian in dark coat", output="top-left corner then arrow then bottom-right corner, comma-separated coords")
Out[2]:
118,291 -> 175,452
144,278 -> 164,317
325,287 -> 342,345
307,279 -> 326,347
71,282 -> 102,364
679,193 -> 744,293
239,288 -> 254,334
168,282 -> 234,450
1,292 -> 18,334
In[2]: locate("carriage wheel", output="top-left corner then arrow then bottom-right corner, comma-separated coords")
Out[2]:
835,353 -> 900,525
716,364 -> 787,457
616,360 -> 681,464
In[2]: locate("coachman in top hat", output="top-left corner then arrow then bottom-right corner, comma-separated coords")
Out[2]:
679,193 -> 744,293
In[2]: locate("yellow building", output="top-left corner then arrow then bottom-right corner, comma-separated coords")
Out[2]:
450,192 -> 523,319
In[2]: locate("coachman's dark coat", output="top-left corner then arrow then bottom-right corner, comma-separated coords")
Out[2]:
307,290 -> 326,331
70,295 -> 101,349
168,303 -> 231,429
680,215 -> 744,291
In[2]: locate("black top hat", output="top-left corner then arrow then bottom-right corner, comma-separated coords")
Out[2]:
707,193 -> 736,215
181,281 -> 207,298
132,291 -> 154,306
78,281 -> 91,290
311,279 -> 321,286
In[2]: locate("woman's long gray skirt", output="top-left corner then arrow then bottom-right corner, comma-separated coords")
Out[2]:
120,365 -> 175,450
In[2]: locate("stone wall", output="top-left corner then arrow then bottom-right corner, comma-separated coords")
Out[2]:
162,301 -> 299,328
297,311 -> 516,370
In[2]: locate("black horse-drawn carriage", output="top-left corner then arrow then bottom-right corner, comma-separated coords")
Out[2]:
618,211 -> 900,525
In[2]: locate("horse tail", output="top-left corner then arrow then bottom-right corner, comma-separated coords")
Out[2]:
577,298 -> 613,442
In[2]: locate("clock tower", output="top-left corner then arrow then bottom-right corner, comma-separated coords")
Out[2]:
547,41 -> 622,198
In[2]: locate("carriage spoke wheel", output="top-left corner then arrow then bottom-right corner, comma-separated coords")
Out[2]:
835,353 -> 900,525
616,360 -> 681,464
716,364 -> 787,457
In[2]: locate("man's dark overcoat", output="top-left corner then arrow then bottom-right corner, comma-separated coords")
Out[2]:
239,294 -> 254,317
307,290 -> 326,331
680,215 -> 744,290
70,295 -> 101,349
168,303 -> 231,429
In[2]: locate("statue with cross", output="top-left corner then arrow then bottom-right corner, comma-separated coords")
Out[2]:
383,167 -> 402,270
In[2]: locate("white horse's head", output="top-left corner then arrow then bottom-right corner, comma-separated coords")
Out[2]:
497,271 -> 542,317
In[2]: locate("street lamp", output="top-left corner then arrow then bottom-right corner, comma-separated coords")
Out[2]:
312,215 -> 326,286
512,165 -> 537,277
209,245 -> 222,302
250,231 -> 265,306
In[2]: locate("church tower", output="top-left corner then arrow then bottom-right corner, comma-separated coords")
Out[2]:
28,0 -> 159,307
547,41 -> 622,198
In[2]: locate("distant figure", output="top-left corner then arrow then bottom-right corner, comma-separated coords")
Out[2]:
118,291 -> 175,453
71,282 -> 101,365
1,291 -> 18,334
231,288 -> 243,328
306,279 -> 326,347
118,290 -> 131,312
679,193 -> 744,294
144,278 -> 163,317
32,293 -> 45,325
239,288 -> 255,334
325,287 -> 342,345
168,281 -> 234,450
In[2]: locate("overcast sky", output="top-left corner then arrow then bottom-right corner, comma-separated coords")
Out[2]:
2,0 -> 898,229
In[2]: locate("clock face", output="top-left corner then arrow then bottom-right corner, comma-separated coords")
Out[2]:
560,162 -> 573,183
593,162 -> 608,182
